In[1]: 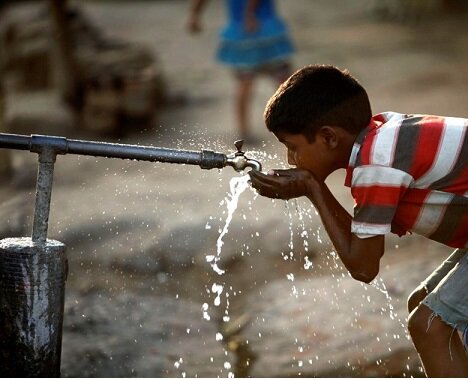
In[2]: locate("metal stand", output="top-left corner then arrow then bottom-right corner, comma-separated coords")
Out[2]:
0,132 -> 261,376
0,145 -> 66,377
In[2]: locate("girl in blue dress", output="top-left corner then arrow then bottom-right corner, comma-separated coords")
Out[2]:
187,0 -> 295,143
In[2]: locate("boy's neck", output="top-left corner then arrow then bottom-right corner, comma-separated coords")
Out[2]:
333,129 -> 360,172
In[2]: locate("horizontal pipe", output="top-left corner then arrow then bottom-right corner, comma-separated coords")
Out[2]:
0,133 -> 31,151
66,138 -> 226,168
0,133 -> 227,170
67,139 -> 202,164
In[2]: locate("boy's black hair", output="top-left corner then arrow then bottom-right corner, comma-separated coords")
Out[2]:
264,64 -> 372,140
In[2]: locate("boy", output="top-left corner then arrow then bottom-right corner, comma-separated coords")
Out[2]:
248,64 -> 467,376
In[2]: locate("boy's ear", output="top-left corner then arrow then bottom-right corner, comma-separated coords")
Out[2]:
318,126 -> 339,149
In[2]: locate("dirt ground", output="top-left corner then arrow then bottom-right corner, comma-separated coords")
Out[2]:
1,0 -> 468,377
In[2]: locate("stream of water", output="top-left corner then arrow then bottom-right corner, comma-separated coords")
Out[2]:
202,174 -> 253,377
185,172 -> 411,377
205,175 -> 252,277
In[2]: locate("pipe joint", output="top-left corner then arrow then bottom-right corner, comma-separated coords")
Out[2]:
200,149 -> 226,169
31,135 -> 68,159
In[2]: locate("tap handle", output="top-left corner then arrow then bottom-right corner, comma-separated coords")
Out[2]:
234,140 -> 244,155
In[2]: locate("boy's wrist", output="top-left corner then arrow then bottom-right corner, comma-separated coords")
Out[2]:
305,174 -> 324,203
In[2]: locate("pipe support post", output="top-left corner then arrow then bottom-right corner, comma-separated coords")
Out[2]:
0,238 -> 67,377
32,148 -> 57,243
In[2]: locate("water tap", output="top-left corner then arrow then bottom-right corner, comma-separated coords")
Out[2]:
225,140 -> 262,172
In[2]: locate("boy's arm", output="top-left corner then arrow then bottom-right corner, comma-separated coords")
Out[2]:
309,178 -> 384,283
249,169 -> 384,283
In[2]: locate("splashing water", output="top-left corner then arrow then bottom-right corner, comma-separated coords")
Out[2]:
206,175 -> 252,275
369,277 -> 407,330
199,172 -> 410,376
203,174 -> 253,377
212,283 -> 224,306
278,199 -> 411,374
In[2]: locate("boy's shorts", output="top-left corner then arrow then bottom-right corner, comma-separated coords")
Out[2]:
421,248 -> 468,346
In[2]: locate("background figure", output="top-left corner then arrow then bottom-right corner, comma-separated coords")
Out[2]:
187,0 -> 295,144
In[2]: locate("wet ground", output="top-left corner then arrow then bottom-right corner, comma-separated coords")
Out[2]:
1,0 -> 468,377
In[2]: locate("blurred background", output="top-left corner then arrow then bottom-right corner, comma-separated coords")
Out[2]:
0,0 -> 467,377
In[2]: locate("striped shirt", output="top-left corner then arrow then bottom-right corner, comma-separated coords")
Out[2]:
344,112 -> 468,248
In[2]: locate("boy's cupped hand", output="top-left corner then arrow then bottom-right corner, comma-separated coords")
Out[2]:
248,168 -> 314,200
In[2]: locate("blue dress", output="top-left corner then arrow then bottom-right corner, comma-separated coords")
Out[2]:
217,0 -> 294,70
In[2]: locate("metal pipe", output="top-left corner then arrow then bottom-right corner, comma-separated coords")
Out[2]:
0,133 -> 30,151
66,138 -> 227,168
0,133 -> 262,172
32,148 -> 57,243
0,132 -> 261,376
